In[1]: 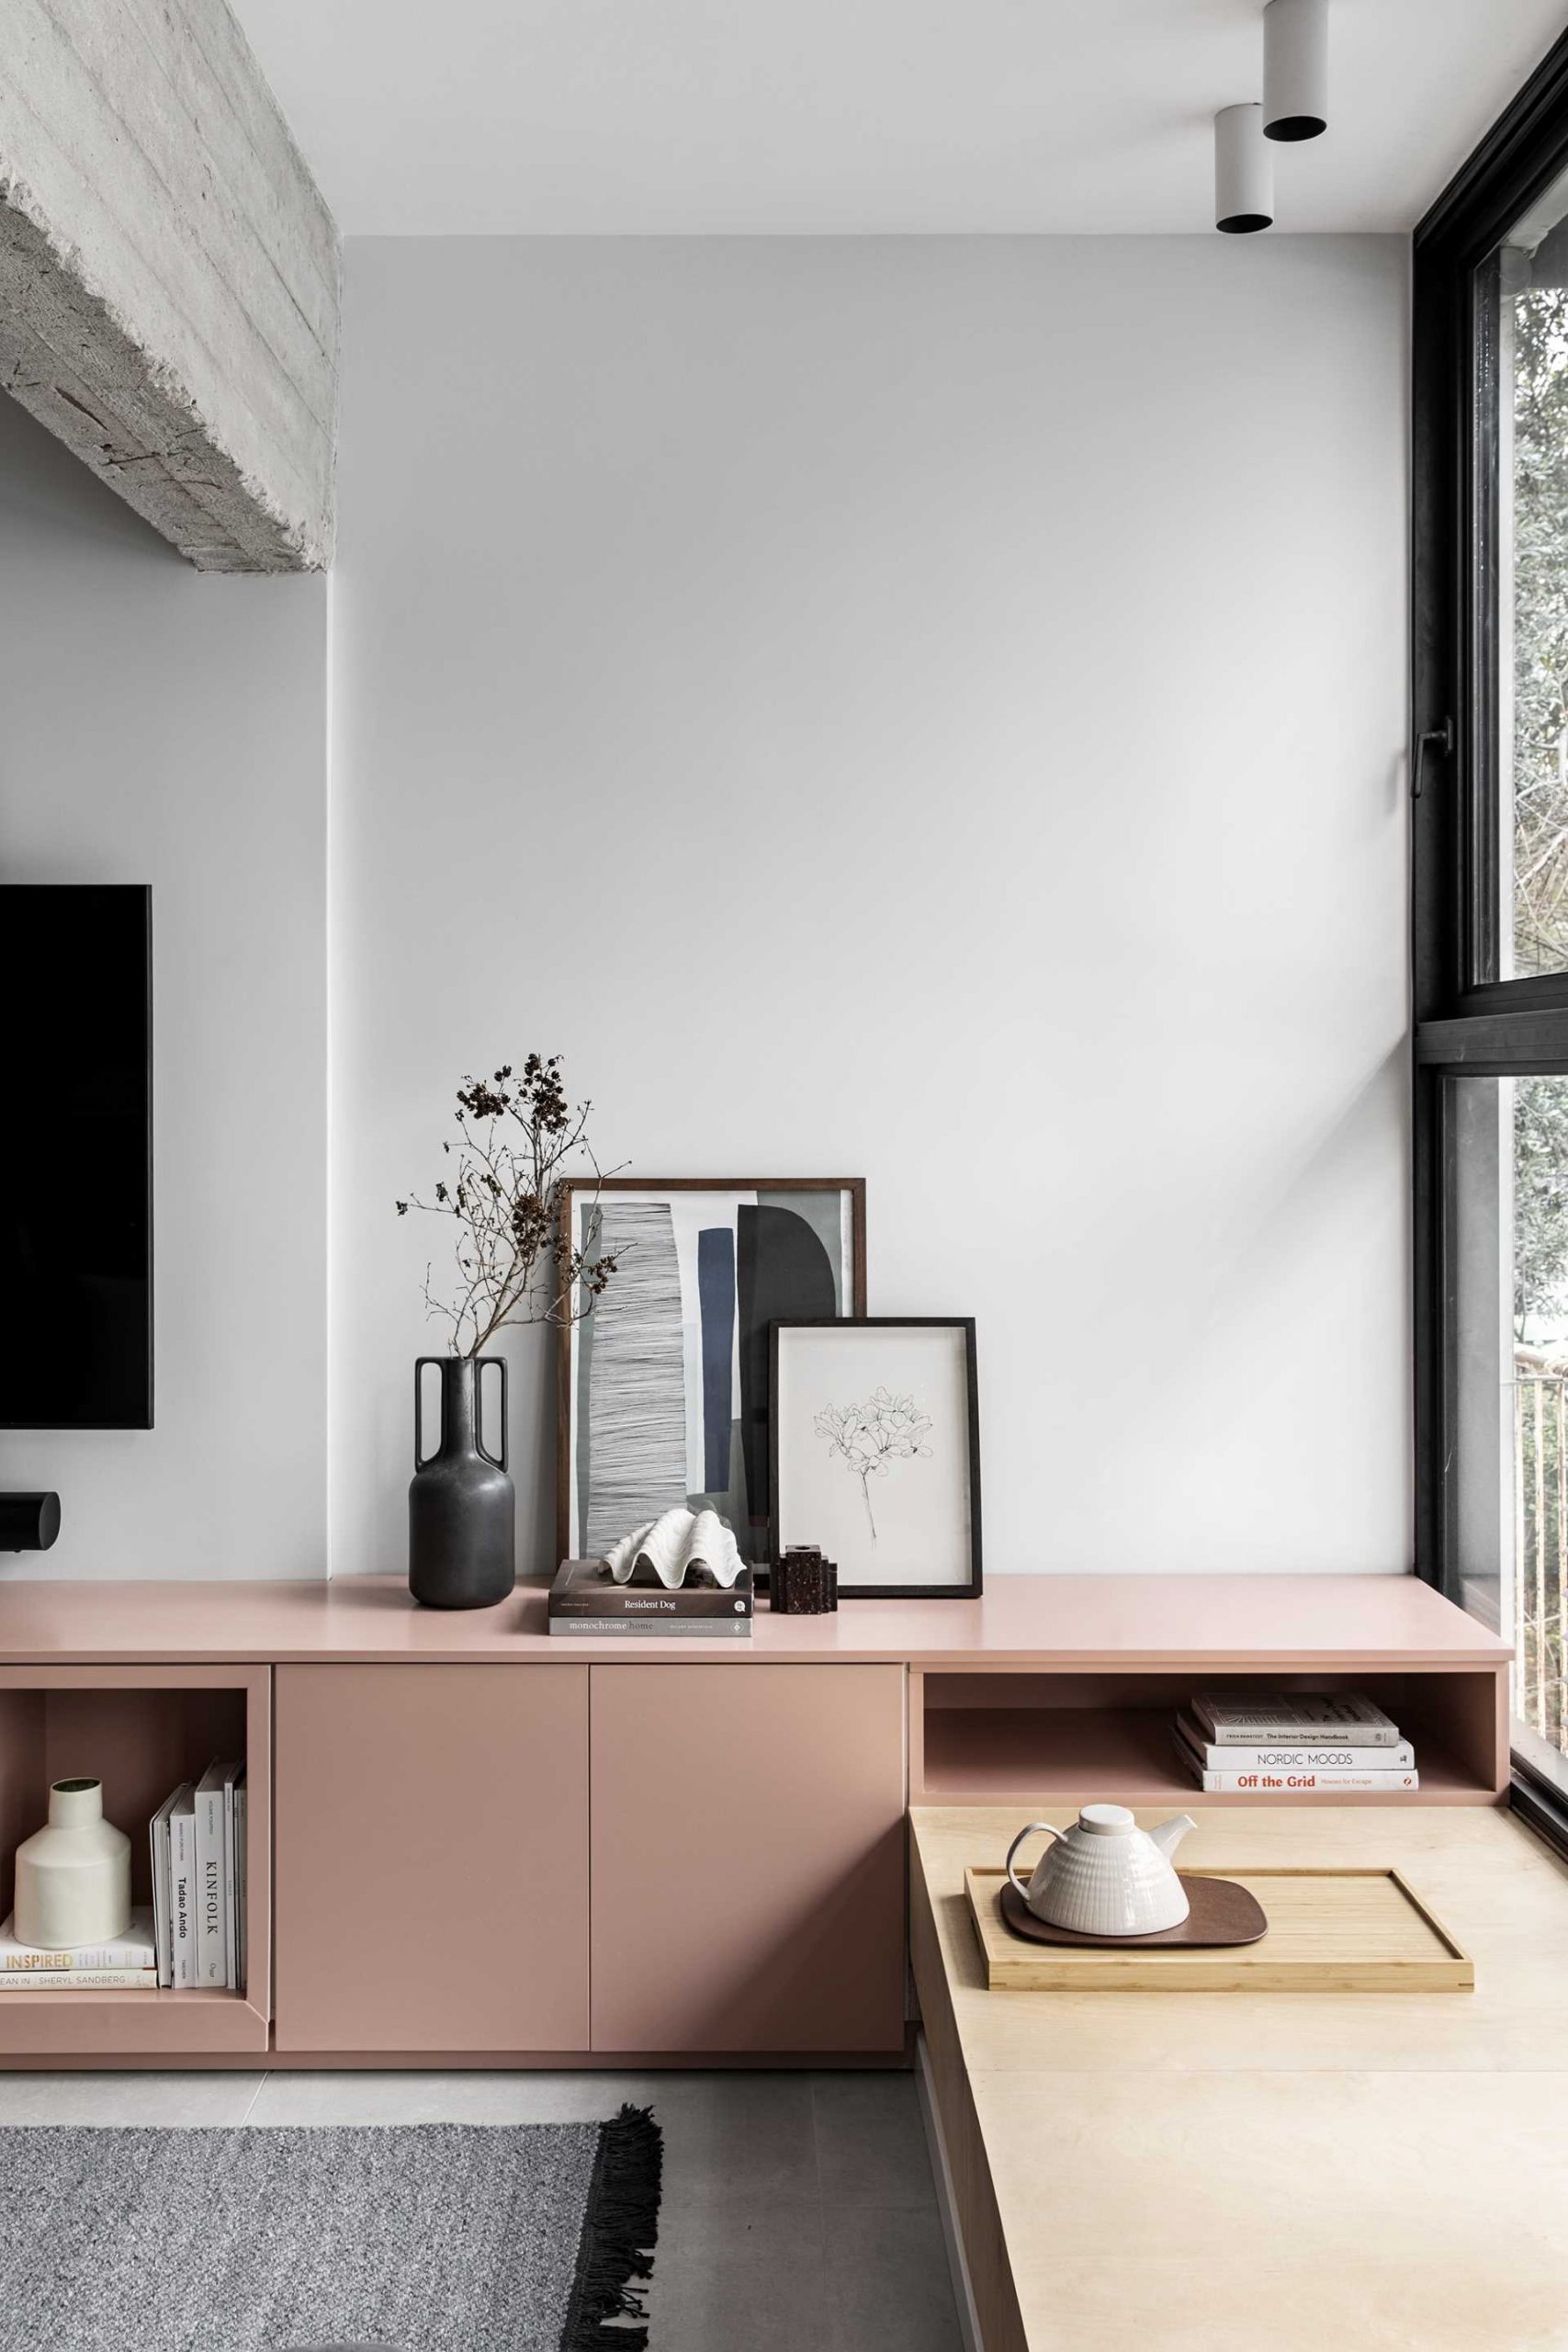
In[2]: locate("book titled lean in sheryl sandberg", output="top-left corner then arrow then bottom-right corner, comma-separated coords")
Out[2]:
0,1907 -> 159,1990
549,1558 -> 754,1637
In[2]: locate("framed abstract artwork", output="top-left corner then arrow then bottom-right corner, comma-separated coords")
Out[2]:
770,1318 -> 981,1599
557,1179 -> 866,1566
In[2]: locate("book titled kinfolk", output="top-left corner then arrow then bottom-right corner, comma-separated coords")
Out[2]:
1190,1690 -> 1400,1746
549,1558 -> 754,1637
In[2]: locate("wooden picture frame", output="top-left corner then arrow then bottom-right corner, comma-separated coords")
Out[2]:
556,1178 -> 867,1566
770,1317 -> 982,1599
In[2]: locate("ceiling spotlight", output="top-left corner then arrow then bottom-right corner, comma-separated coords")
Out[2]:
1263,0 -> 1327,142
1214,104 -> 1272,234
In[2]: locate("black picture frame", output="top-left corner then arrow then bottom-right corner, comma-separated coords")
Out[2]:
769,1317 -> 981,1600
555,1176 -> 867,1566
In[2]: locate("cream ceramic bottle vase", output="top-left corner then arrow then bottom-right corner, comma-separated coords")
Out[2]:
14,1779 -> 131,1949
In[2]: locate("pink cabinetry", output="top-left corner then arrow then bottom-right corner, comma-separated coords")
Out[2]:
590,1663 -> 907,2053
274,1664 -> 590,2052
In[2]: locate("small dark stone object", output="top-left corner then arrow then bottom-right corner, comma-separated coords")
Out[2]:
770,1545 -> 839,1614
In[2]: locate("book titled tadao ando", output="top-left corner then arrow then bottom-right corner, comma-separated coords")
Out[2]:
550,1559 -> 754,1637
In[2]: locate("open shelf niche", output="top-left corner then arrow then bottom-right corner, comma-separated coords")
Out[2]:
910,1668 -> 1509,1807
0,1665 -> 269,2054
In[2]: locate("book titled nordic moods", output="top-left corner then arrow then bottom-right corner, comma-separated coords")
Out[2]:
549,1559 -> 754,1637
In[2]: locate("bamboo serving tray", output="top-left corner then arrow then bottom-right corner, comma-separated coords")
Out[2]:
964,1866 -> 1474,1992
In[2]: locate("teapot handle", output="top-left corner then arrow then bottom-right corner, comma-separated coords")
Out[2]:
1005,1821 -> 1060,1903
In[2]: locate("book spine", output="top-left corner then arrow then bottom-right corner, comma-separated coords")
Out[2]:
222,1773 -> 238,1992
0,1944 -> 157,1972
154,1808 -> 172,1989
548,1616 -> 753,1639
1177,1727 -> 1416,1771
235,1784 -> 248,1996
1181,1760 -> 1420,1792
1197,1717 -> 1398,1747
171,1809 -> 196,1990
0,1970 -> 160,1991
554,1598 -> 753,1620
194,1781 -> 229,1987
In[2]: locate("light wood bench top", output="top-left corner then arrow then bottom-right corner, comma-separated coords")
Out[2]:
909,1803 -> 1568,2351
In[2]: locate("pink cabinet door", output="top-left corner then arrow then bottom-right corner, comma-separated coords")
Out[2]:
275,1664 -> 589,2052
590,1663 -> 906,2053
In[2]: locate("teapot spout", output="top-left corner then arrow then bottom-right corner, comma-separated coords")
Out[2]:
1149,1813 -> 1197,1861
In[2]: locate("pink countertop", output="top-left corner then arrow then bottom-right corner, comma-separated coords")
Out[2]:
0,1572 -> 1510,1668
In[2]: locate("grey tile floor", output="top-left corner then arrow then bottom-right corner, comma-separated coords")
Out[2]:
0,2067 -> 964,2351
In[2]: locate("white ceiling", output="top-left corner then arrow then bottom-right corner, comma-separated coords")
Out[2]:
233,0 -> 1568,237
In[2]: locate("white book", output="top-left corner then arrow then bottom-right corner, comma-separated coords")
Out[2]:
1191,1690 -> 1400,1746
0,1908 -> 158,1973
1175,1712 -> 1416,1773
219,1759 -> 242,1992
169,1784 -> 197,1990
1176,1740 -> 1419,1794
193,1763 -> 230,1988
150,1789 -> 176,1989
0,1969 -> 158,1991
234,1781 -> 248,1995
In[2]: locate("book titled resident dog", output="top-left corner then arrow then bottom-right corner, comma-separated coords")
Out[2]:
549,1558 -> 754,1637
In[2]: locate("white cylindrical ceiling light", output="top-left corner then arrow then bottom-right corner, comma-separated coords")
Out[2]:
1263,0 -> 1327,141
1214,104 -> 1272,234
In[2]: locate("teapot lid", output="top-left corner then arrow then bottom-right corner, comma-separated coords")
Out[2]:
1077,1803 -> 1135,1836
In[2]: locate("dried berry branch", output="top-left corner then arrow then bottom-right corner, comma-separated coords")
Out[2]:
396,1054 -> 619,1357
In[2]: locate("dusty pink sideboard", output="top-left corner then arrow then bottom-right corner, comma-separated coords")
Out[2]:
0,1574 -> 1510,2068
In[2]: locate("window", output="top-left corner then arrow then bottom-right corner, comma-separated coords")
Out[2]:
1414,26 -> 1568,1822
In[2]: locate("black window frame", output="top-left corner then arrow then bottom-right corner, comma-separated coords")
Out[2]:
1413,23 -> 1568,1848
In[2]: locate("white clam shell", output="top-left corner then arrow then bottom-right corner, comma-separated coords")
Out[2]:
601,1506 -> 746,1589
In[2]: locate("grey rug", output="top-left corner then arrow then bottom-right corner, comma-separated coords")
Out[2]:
0,2106 -> 661,2352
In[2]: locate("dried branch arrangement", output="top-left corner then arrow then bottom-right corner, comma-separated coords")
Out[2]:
396,1055 -> 617,1358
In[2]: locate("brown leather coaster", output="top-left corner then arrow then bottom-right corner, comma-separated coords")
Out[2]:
998,1871 -> 1269,1950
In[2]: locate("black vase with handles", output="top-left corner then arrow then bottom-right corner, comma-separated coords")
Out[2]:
409,1355 -> 515,1609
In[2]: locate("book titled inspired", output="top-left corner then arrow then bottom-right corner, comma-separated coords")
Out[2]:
549,1558 -> 754,1638
0,1909 -> 158,1973
1190,1690 -> 1400,1746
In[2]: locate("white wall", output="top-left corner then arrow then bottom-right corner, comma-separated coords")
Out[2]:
0,394 -> 329,1577
331,234 -> 1411,1579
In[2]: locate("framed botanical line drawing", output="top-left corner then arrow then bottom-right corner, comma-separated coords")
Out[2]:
557,1178 -> 867,1566
770,1318 -> 981,1599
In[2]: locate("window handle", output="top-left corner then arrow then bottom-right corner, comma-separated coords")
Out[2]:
1413,717 -> 1454,800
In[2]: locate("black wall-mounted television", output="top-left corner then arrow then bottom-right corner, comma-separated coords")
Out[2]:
0,885 -> 152,1429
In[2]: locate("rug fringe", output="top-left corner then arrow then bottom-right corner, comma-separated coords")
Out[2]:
560,2102 -> 663,2352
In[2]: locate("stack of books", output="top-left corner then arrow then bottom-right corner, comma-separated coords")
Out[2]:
549,1557 -> 754,1638
150,1759 -> 247,1990
0,1909 -> 160,1992
1174,1690 -> 1419,1793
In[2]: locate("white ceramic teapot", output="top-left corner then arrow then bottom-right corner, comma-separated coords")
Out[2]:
1005,1805 -> 1197,1937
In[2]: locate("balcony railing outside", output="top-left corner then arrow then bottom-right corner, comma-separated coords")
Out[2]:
1515,1371 -> 1568,1754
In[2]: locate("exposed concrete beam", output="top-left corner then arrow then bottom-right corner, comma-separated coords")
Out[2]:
0,0 -> 338,571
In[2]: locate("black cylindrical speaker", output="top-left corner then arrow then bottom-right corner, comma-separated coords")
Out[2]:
0,1494 -> 61,1551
